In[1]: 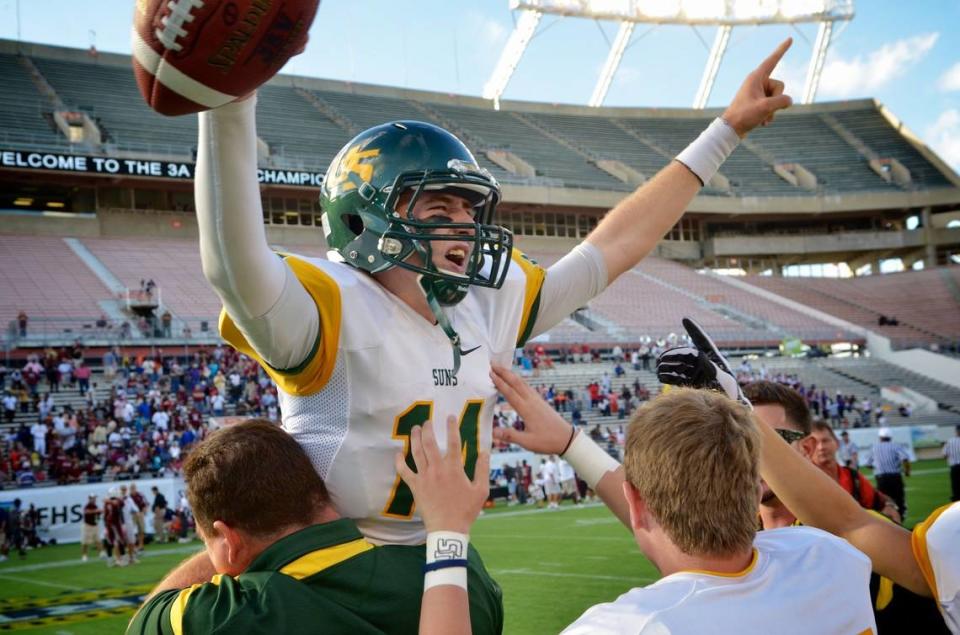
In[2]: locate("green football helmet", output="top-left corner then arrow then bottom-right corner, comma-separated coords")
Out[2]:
320,120 -> 514,374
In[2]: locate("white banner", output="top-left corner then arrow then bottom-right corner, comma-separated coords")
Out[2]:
0,477 -> 184,545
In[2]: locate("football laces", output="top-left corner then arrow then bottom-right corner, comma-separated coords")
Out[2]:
156,0 -> 205,52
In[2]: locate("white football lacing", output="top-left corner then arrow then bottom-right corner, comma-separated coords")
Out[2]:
155,0 -> 205,52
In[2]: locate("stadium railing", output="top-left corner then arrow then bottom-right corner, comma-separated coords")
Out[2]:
1,316 -> 221,350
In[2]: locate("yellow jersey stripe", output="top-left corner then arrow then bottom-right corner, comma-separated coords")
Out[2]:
218,255 -> 342,397
912,502 -> 952,601
169,575 -> 222,635
511,249 -> 546,347
279,538 -> 375,580
679,548 -> 759,578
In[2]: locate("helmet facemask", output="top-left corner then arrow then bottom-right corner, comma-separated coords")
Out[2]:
378,164 -> 513,306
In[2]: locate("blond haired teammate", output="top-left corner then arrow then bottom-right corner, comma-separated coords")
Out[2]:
491,369 -> 877,634
657,321 -> 960,634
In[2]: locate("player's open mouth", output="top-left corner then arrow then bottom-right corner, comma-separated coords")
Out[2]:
444,246 -> 467,270
437,243 -> 471,276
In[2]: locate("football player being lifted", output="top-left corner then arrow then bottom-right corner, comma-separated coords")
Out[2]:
193,37 -> 794,631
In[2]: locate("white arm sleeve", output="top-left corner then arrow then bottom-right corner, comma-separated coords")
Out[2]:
528,241 -> 608,340
195,96 -> 319,370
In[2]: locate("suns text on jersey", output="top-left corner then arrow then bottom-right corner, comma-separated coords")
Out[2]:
432,368 -> 458,387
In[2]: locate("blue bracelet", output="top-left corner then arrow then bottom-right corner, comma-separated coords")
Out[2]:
423,559 -> 469,573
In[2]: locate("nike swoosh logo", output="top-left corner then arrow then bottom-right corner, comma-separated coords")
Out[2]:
461,345 -> 482,356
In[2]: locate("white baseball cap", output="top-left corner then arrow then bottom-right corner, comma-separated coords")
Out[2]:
878,427 -> 893,438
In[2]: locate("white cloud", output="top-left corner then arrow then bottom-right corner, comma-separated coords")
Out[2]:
925,109 -> 960,172
771,60 -> 808,99
818,32 -> 939,98
465,10 -> 507,49
938,61 -> 960,92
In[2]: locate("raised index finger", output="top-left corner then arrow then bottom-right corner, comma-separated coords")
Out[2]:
757,38 -> 792,78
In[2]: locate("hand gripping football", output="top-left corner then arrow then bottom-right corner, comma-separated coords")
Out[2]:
132,0 -> 320,116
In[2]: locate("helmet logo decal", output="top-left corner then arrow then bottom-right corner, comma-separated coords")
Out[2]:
329,145 -> 380,196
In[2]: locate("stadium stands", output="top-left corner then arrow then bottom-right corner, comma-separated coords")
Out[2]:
634,256 -> 851,341
31,57 -> 198,157
255,86 -> 347,170
80,238 -> 222,322
744,269 -> 960,347
829,107 -> 953,189
0,235 -> 112,324
3,42 -> 955,199
5,233 -> 945,351
0,53 -> 62,148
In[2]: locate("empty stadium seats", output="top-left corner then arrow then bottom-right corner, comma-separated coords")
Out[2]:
0,235 -> 111,324
2,45 -> 953,197
80,238 -> 223,321
744,270 -> 960,347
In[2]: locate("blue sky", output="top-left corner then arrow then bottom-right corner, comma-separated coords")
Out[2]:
1,0 -> 958,170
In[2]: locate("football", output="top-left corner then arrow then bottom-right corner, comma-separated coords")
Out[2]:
132,0 -> 319,116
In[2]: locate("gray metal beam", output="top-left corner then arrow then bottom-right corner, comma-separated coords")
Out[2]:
802,21 -> 833,104
482,10 -> 542,110
693,25 -> 732,109
589,22 -> 634,107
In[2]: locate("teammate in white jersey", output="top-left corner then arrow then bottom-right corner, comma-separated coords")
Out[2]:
491,370 -> 876,634
196,37 -> 794,548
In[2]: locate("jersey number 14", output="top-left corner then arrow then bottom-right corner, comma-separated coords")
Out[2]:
382,399 -> 483,519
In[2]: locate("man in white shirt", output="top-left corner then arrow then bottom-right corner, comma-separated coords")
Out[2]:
2,392 -> 16,423
838,430 -> 859,468
31,421 -> 48,456
119,485 -> 141,563
151,409 -> 170,432
121,401 -> 135,425
541,456 -> 561,509
558,457 -> 581,506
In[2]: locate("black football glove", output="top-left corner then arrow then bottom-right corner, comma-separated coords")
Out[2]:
656,317 -> 751,408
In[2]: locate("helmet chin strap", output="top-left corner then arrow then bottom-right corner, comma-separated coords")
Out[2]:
418,275 -> 465,377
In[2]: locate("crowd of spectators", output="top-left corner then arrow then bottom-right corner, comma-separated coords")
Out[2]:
733,359 -> 903,428
0,344 -> 277,487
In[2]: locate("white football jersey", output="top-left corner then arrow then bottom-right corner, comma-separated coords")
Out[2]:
563,527 -> 877,635
220,249 -> 545,545
913,502 -> 960,634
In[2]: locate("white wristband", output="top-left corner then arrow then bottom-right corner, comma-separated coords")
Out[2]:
425,568 -> 468,591
675,117 -> 740,186
562,432 -> 620,489
426,531 -> 469,563
424,531 -> 469,591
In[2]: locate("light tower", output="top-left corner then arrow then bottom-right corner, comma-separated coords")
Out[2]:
483,0 -> 855,109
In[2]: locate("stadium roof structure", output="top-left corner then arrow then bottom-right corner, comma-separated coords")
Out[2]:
484,0 -> 855,108
0,38 -> 958,220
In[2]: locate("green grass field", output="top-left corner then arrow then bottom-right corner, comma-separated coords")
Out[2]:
0,460 -> 952,634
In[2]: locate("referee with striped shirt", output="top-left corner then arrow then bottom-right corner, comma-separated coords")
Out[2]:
944,425 -> 960,502
869,427 -> 911,519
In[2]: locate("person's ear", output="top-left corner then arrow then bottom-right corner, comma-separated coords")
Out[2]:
799,435 -> 817,457
623,481 -> 647,532
212,520 -> 246,568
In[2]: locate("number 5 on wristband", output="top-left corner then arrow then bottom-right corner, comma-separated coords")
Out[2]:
382,399 -> 483,519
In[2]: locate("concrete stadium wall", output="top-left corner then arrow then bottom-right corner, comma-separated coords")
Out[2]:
708,229 -> 927,257
0,209 -> 327,246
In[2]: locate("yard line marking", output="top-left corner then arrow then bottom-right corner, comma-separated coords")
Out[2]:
477,534 -> 631,543
477,503 -> 606,521
490,567 -> 655,585
0,545 -> 201,574
0,574 -> 85,591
